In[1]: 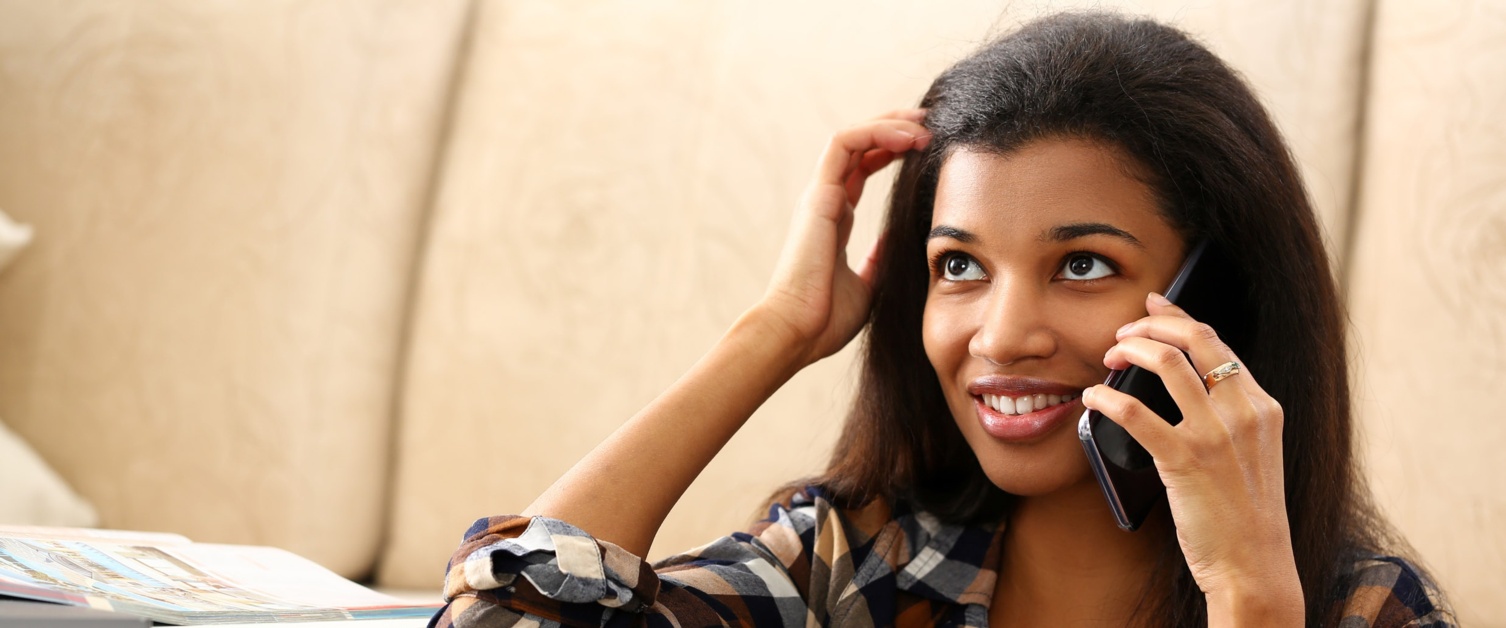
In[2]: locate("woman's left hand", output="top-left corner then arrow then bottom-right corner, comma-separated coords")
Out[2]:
1080,292 -> 1304,626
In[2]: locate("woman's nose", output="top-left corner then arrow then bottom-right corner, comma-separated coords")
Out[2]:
968,278 -> 1057,367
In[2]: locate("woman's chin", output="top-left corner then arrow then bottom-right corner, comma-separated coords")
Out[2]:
984,468 -> 1088,497
963,412 -> 1096,496
972,439 -> 1095,497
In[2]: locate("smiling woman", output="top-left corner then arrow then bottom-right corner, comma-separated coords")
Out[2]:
432,11 -> 1453,628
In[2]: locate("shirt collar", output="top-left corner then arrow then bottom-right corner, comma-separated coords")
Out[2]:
892,510 -> 1005,606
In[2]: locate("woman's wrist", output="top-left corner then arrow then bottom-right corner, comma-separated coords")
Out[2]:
523,303 -> 816,556
729,303 -> 822,377
1205,575 -> 1304,628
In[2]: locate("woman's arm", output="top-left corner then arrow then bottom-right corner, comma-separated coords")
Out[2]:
520,110 -> 931,558
519,309 -> 804,558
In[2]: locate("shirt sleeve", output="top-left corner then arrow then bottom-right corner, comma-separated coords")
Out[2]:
429,491 -> 838,628
1334,556 -> 1455,627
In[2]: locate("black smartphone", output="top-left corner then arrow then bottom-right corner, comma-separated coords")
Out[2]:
1077,239 -> 1250,531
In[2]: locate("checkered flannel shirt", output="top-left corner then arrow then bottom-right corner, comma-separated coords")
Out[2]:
430,487 -> 1452,627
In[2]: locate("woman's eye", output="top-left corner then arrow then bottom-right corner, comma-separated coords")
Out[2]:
1059,254 -> 1117,281
941,253 -> 987,281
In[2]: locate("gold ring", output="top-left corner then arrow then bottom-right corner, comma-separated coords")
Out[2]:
1203,361 -> 1241,390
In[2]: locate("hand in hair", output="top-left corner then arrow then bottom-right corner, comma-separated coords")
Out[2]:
1083,292 -> 1305,626
758,108 -> 930,368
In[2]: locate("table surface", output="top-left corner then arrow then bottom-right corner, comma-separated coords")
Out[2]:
210,589 -> 443,627
210,620 -> 430,628
0,590 -> 443,626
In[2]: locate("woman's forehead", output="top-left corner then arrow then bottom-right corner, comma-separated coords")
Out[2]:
930,140 -> 1172,242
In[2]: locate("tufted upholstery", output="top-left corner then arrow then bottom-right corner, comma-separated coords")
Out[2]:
1348,0 -> 1506,615
0,1 -> 1497,622
0,0 -> 470,577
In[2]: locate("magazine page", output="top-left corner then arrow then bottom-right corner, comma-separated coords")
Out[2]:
0,533 -> 438,624
163,543 -> 426,610
0,525 -> 191,545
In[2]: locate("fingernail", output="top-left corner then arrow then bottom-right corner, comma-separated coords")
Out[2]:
1149,292 -> 1171,306
1081,386 -> 1094,403
1115,322 -> 1133,338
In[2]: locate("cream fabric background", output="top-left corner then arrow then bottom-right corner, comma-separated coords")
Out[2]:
0,421 -> 98,527
0,0 -> 469,577
0,209 -> 94,528
379,0 -> 1373,587
0,1 -> 1497,621
1349,0 -> 1506,621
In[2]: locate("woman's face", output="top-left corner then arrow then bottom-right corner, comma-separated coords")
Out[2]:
922,139 -> 1186,497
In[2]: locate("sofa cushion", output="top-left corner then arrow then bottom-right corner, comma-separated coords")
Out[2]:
0,420 -> 97,527
0,209 -> 95,528
0,1 -> 470,578
1347,1 -> 1506,623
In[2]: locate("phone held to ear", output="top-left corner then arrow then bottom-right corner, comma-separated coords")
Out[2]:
1077,239 -> 1251,531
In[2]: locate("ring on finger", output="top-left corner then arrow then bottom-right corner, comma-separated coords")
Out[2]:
1203,361 -> 1241,390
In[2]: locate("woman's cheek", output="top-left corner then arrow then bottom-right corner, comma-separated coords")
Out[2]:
1071,293 -> 1145,359
1088,313 -> 1126,363
921,298 -> 974,377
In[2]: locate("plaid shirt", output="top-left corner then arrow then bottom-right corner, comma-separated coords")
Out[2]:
431,487 -> 1451,627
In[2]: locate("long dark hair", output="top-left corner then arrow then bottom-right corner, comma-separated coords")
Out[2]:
802,11 -> 1403,626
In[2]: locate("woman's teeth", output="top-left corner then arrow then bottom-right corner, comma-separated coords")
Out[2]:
982,392 -> 1079,415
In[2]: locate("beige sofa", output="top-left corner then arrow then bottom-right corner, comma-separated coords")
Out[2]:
0,0 -> 1499,623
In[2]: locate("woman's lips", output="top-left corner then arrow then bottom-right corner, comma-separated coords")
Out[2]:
974,394 -> 1082,442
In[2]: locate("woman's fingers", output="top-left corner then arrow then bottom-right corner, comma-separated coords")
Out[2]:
1082,384 -> 1179,460
1111,316 -> 1243,394
1087,332 -> 1221,463
1116,294 -> 1246,382
1115,297 -> 1281,428
1106,293 -> 1285,446
845,148 -> 897,206
815,117 -> 930,186
1101,336 -> 1219,417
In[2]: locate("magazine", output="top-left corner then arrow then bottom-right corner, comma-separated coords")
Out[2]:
0,525 -> 441,625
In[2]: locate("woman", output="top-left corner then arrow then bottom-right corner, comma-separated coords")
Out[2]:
433,12 -> 1451,627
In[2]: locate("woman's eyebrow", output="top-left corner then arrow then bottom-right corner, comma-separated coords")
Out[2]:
1043,222 -> 1144,248
927,225 -> 975,243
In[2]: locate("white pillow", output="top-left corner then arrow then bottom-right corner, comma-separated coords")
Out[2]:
0,208 -> 32,273
0,422 -> 98,527
0,209 -> 96,527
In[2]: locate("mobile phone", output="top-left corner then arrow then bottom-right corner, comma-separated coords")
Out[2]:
1077,240 -> 1250,531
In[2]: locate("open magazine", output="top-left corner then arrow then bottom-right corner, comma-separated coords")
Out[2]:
0,525 -> 441,625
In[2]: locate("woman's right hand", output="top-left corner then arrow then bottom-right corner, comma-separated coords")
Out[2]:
756,109 -> 931,367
